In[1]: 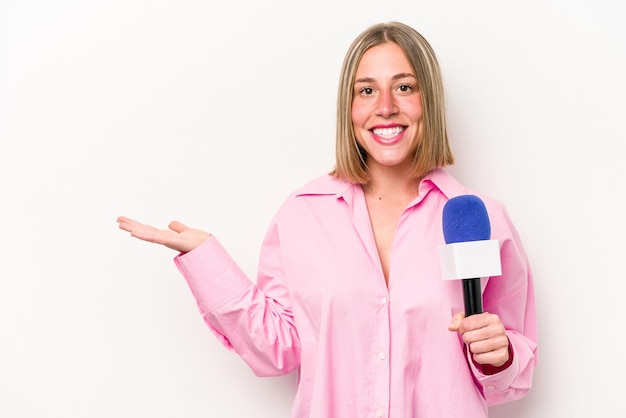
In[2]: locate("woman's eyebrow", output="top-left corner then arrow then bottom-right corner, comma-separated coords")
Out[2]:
354,73 -> 417,84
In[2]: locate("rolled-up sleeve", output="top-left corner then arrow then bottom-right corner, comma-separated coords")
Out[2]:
472,202 -> 538,405
174,225 -> 301,377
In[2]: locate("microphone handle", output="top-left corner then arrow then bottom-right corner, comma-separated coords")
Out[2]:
462,278 -> 483,316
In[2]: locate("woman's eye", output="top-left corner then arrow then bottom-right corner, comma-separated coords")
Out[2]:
398,84 -> 413,93
360,87 -> 374,95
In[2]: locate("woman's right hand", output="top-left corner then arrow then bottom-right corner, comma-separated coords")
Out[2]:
117,216 -> 211,254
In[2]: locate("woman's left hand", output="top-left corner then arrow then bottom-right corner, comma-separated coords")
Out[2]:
448,312 -> 510,368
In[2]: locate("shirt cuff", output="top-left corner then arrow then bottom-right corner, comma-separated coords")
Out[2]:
173,237 -> 253,311
469,337 -> 519,391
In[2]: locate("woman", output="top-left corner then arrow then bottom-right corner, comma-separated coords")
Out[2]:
118,21 -> 537,418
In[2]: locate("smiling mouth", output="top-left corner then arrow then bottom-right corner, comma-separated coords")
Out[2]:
371,126 -> 405,139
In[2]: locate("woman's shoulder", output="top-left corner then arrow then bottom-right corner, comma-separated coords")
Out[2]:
269,174 -> 356,221
429,168 -> 510,223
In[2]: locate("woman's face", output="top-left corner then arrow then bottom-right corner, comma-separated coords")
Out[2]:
351,42 -> 423,171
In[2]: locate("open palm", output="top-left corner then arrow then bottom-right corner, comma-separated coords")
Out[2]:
117,216 -> 211,253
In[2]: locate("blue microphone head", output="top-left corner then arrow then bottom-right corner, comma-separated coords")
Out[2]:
442,195 -> 491,244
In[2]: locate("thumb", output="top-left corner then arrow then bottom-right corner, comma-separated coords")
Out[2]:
168,220 -> 188,233
448,311 -> 466,332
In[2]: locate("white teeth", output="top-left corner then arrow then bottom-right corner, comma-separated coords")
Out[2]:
372,126 -> 404,138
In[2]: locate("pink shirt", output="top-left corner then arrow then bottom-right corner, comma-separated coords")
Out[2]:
174,168 -> 538,418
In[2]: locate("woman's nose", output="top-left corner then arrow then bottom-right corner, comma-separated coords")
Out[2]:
375,90 -> 398,117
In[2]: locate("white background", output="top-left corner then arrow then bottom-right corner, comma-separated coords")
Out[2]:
1,0 -> 624,417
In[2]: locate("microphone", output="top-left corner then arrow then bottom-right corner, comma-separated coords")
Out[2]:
440,195 -> 502,316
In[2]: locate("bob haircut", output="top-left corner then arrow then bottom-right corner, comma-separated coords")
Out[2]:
331,22 -> 454,184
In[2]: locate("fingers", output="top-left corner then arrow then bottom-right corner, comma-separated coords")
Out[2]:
168,220 -> 188,233
454,312 -> 502,336
448,311 -> 465,331
470,338 -> 510,367
116,216 -> 144,235
117,216 -> 211,253
450,312 -> 510,367
116,216 -> 170,245
116,216 -> 136,230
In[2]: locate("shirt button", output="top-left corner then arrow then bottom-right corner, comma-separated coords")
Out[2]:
382,297 -> 387,304
376,409 -> 385,417
487,385 -> 496,390
377,351 -> 386,360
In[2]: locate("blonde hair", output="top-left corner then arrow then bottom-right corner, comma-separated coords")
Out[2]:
331,22 -> 454,183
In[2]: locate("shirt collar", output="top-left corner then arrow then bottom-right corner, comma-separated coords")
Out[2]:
294,174 -> 356,199
295,168 -> 467,201
421,167 -> 469,200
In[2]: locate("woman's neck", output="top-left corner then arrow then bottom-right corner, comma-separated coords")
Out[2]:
362,164 -> 422,202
